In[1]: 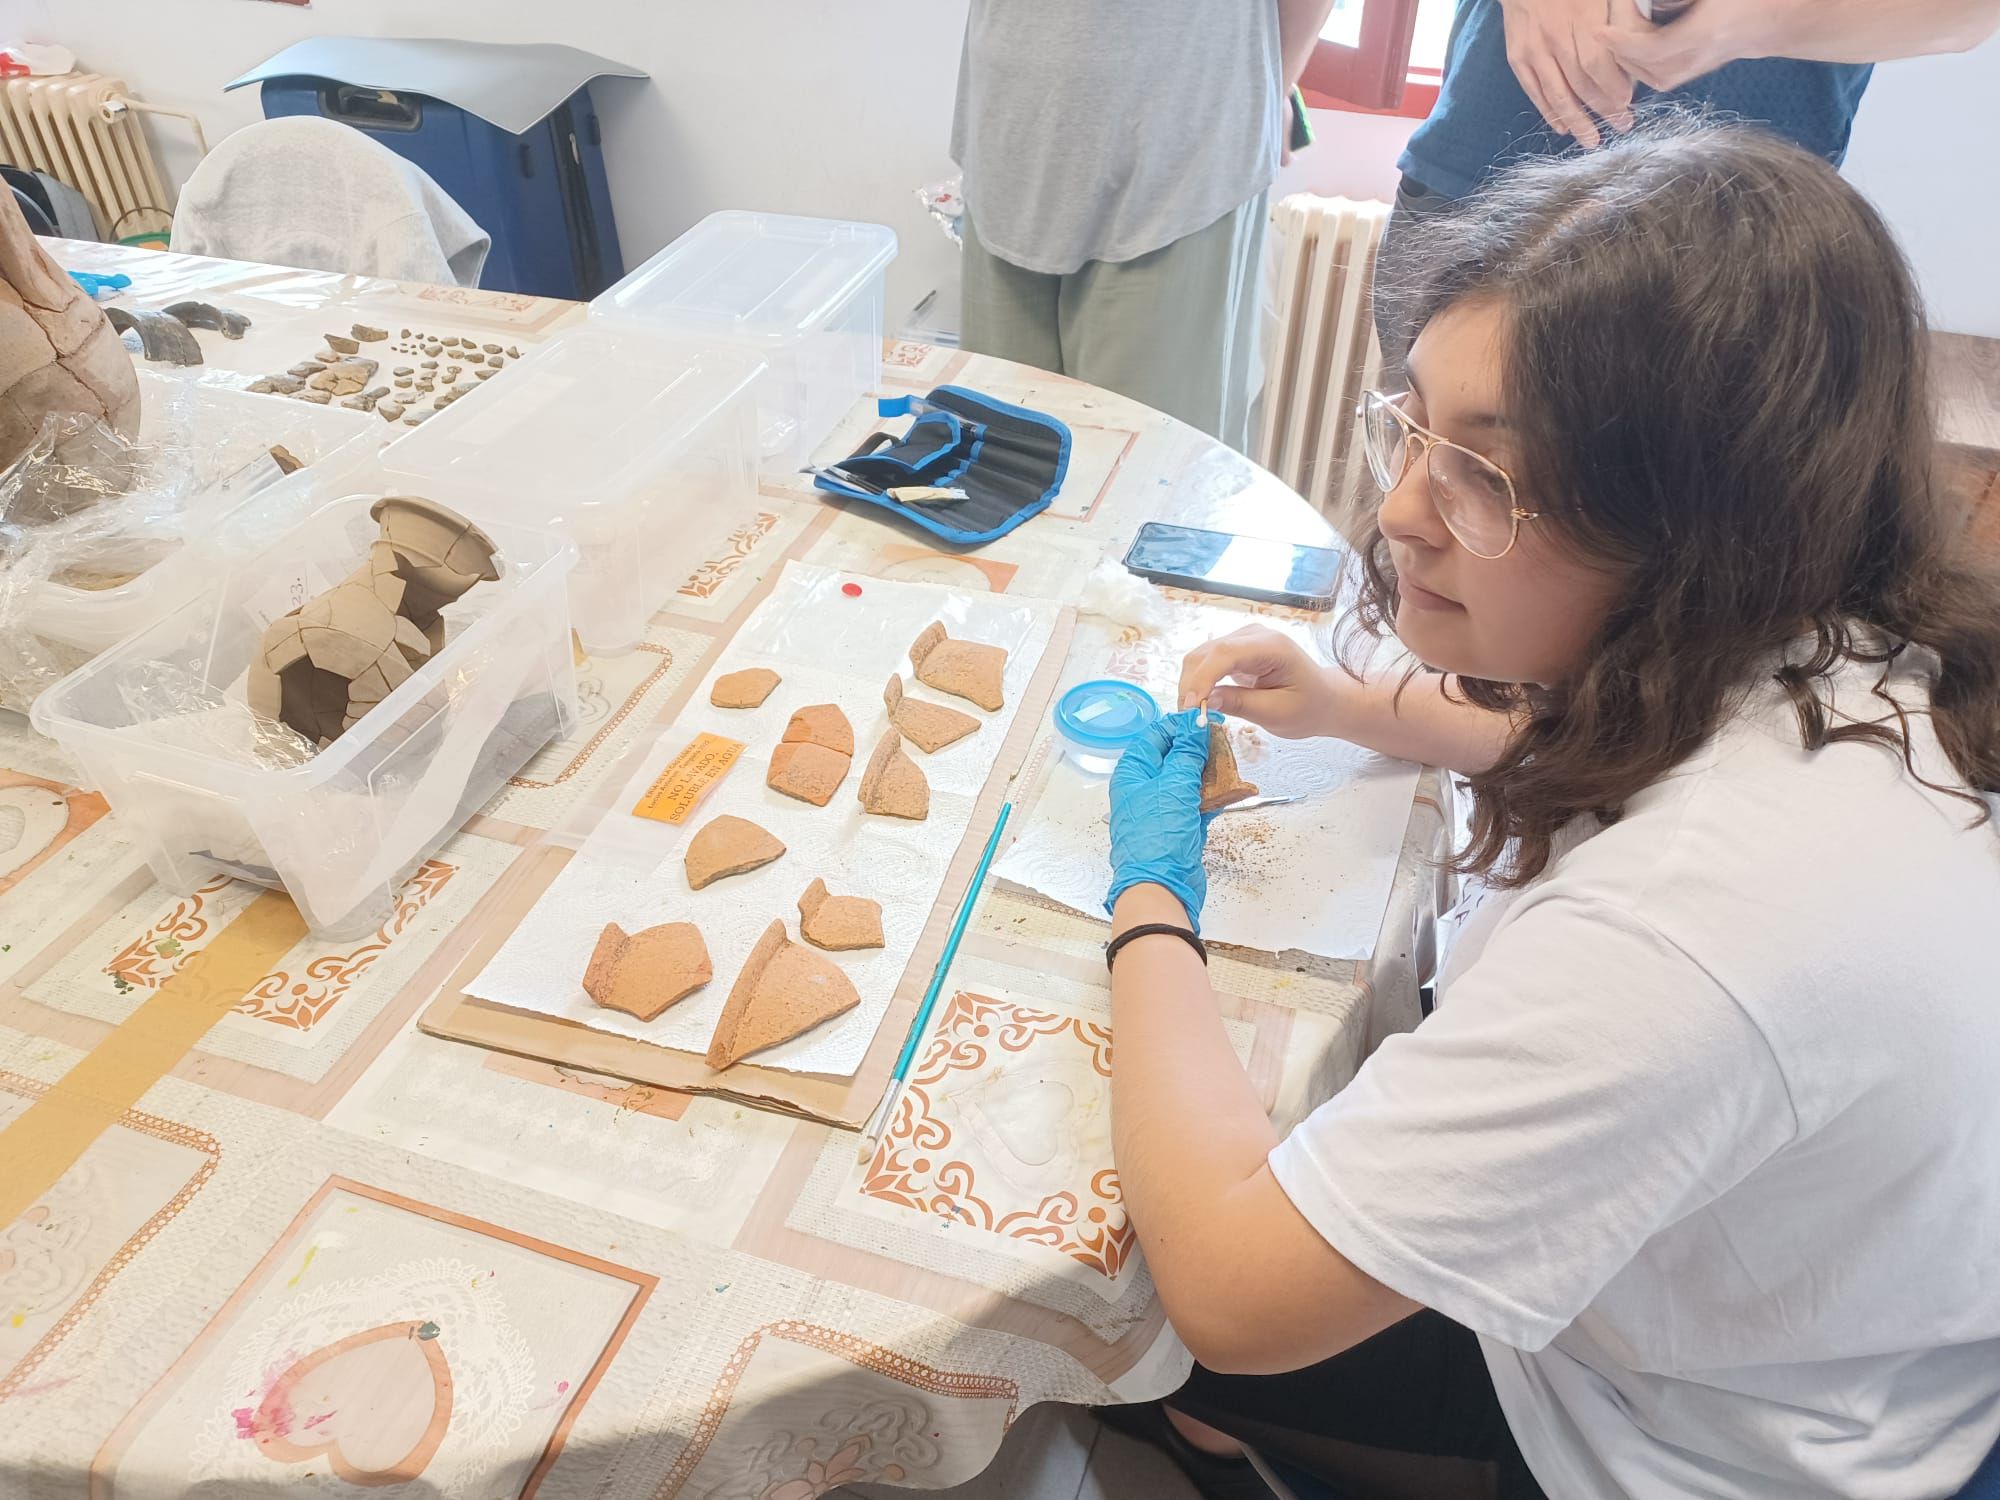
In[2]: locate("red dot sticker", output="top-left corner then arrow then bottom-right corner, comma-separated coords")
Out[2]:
841,582 -> 863,598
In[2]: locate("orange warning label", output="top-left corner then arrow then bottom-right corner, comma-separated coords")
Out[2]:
632,733 -> 745,824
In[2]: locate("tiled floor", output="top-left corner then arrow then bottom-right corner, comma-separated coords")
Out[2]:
839,1402 -> 1207,1500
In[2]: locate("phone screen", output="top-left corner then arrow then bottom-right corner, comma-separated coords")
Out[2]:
1123,522 -> 1344,610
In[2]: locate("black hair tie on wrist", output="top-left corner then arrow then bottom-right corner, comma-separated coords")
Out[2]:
1105,922 -> 1208,970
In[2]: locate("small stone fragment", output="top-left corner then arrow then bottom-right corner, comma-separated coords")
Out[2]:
351,323 -> 388,343
247,373 -> 306,395
425,343 -> 442,356
506,345 -> 521,359
269,445 -> 304,474
325,333 -> 359,354
393,366 -> 413,376
487,354 -> 503,368
298,389 -> 332,405
481,342 -> 502,354
378,402 -> 404,422
475,368 -> 496,380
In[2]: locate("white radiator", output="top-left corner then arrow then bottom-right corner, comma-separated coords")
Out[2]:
0,73 -> 175,242
1258,194 -> 1391,538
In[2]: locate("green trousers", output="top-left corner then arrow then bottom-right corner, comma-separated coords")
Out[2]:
960,193 -> 1268,453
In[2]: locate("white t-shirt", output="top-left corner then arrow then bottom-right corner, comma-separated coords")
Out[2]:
1269,653 -> 2000,1499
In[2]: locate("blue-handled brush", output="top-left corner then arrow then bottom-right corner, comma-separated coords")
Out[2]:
855,801 -> 1014,1163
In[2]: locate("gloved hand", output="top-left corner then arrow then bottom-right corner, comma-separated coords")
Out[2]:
1106,707 -> 1215,931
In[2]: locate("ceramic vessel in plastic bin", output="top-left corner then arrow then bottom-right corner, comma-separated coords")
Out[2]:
379,326 -> 764,655
30,494 -> 579,937
12,376 -> 380,699
589,210 -> 898,474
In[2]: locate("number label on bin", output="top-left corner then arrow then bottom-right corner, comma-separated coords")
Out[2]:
632,733 -> 746,825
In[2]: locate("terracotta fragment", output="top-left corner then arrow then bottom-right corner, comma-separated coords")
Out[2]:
1198,722 -> 1260,813
780,703 -> 853,756
685,813 -> 786,889
908,621 -> 1007,711
797,878 -> 884,951
581,920 -> 712,1020
857,729 -> 930,820
705,919 -> 861,1069
766,740 -> 850,806
883,675 -> 978,753
710,667 -> 781,708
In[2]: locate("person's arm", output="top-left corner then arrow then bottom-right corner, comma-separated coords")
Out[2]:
1278,0 -> 1340,93
1103,716 -> 1419,1372
1110,883 -> 1420,1372
1179,624 -> 1522,776
1606,0 -> 2000,92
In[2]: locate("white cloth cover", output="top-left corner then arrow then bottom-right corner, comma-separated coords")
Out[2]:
172,116 -> 489,287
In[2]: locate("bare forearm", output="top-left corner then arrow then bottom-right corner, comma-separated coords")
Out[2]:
1278,0 -> 1339,90
1318,665 -> 1519,775
1108,884 -> 1416,1371
1737,0 -> 2000,61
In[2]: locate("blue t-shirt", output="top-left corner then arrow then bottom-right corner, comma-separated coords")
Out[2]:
1400,0 -> 1874,199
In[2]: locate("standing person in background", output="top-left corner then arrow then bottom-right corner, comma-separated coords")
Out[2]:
951,1 -> 1336,453
1390,0 -> 2000,237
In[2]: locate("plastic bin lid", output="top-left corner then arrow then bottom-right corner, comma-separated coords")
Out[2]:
1055,679 -> 1160,750
378,325 -> 763,511
591,211 -> 898,347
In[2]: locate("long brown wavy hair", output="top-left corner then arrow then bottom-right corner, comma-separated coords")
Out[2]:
1353,122 -> 2000,886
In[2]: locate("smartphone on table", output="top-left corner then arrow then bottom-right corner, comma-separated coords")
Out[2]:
1122,520 -> 1344,611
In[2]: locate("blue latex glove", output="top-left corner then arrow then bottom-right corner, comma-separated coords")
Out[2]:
1106,707 -> 1215,931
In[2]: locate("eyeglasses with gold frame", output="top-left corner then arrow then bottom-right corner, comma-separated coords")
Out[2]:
1356,389 -> 1541,560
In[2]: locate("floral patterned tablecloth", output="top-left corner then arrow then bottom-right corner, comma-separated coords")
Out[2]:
0,245 -> 1449,1498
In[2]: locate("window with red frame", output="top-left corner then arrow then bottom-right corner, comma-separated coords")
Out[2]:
1301,0 -> 1457,118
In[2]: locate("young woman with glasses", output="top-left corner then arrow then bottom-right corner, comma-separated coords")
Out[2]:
1096,123 -> 2000,1499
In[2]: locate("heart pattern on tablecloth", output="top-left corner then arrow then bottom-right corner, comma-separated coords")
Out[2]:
251,1319 -> 454,1485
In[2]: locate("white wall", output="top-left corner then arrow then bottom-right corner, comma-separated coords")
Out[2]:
10,1 -> 1997,337
1839,28 -> 2000,338
7,0 -> 970,327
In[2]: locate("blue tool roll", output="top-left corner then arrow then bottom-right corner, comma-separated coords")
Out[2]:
811,384 -> 1070,545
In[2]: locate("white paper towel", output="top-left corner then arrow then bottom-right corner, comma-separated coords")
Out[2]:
991,597 -> 1423,960
467,563 -> 1060,1075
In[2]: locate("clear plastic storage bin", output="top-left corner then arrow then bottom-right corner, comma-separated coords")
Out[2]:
22,375 -> 380,660
590,211 -> 897,473
379,326 -> 764,654
31,494 -> 578,936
